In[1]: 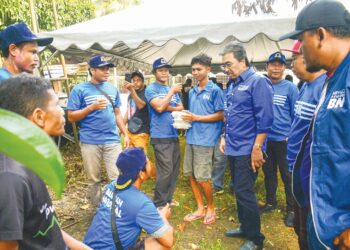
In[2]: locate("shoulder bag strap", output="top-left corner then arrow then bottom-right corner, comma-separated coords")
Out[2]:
111,189 -> 123,250
91,83 -> 115,108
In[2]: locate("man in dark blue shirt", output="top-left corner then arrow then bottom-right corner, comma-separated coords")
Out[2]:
283,40 -> 326,250
281,0 -> 350,249
220,43 -> 273,250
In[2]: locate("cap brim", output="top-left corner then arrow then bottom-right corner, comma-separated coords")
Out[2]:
279,30 -> 303,41
268,59 -> 286,64
155,64 -> 172,69
97,62 -> 115,68
34,37 -> 54,47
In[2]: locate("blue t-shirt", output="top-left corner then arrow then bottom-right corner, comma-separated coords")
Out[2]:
145,82 -> 181,138
287,74 -> 326,171
186,81 -> 224,147
84,183 -> 168,250
225,67 -> 274,156
0,68 -> 12,82
268,79 -> 299,141
67,81 -> 121,144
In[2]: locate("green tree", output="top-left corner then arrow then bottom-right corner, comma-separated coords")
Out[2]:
0,0 -> 95,31
232,0 -> 313,16
93,0 -> 141,17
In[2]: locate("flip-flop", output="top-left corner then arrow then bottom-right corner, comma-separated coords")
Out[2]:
183,212 -> 205,222
203,213 -> 216,225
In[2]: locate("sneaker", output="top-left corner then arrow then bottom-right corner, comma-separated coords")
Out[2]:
284,211 -> 295,227
239,240 -> 263,250
214,188 -> 224,195
259,203 -> 277,214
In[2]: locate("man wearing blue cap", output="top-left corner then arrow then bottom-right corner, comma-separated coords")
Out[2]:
84,147 -> 174,250
280,0 -> 350,249
0,23 -> 53,81
260,52 -> 298,227
145,57 -> 183,208
282,40 -> 326,250
67,55 -> 129,207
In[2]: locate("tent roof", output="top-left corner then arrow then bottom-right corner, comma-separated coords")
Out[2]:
42,0 -> 297,71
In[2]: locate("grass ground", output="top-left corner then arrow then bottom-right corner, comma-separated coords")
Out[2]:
53,137 -> 298,250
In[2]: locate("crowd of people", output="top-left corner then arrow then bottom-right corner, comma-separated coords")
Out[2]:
0,0 -> 350,249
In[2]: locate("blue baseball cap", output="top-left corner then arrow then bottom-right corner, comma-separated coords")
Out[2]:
267,52 -> 287,64
89,55 -> 115,68
0,23 -> 53,51
152,57 -> 171,71
115,147 -> 147,189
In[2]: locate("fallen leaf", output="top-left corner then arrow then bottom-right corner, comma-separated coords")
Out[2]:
183,205 -> 192,211
189,243 -> 199,249
220,207 -> 228,213
80,204 -> 90,210
228,216 -> 235,222
178,223 -> 186,232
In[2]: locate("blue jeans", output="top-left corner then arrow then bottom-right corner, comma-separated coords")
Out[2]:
211,141 -> 228,190
307,213 -> 327,250
229,155 -> 265,246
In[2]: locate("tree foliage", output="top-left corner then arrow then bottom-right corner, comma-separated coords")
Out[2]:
0,0 -> 95,31
232,0 -> 314,16
93,0 -> 141,17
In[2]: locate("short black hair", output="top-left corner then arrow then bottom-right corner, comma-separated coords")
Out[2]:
191,54 -> 212,67
0,73 -> 52,117
285,74 -> 294,82
308,26 -> 350,38
1,41 -> 27,58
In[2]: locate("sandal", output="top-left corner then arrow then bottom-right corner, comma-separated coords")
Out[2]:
183,212 -> 205,222
203,213 -> 216,225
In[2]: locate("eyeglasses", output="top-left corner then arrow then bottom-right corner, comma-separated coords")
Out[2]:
220,62 -> 234,71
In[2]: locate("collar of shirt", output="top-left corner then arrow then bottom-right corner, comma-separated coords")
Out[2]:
193,80 -> 214,94
233,67 -> 256,85
327,52 -> 350,80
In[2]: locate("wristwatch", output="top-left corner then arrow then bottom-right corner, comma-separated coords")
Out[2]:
253,143 -> 262,149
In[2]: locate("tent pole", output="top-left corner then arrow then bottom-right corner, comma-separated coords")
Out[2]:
52,0 -> 79,144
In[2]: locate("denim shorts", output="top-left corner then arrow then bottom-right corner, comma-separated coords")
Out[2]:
183,144 -> 214,181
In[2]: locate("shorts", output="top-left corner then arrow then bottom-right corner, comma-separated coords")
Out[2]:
128,239 -> 145,250
183,144 -> 214,182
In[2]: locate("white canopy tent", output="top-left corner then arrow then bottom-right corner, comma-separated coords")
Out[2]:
42,0 -> 298,72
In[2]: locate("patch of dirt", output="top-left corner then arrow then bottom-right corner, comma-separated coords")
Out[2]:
53,141 -> 298,250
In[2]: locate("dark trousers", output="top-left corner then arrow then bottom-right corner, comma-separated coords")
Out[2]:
307,213 -> 327,250
293,200 -> 309,250
152,138 -> 180,207
229,155 -> 265,246
263,140 -> 293,211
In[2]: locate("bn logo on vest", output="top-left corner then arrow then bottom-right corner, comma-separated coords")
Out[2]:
327,89 -> 345,109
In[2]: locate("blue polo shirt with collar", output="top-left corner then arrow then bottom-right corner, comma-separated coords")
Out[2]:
186,80 -> 224,147
224,67 -> 274,156
0,68 -> 12,82
268,79 -> 299,141
67,81 -> 122,144
145,82 -> 181,139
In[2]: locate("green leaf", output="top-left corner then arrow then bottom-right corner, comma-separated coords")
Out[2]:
0,108 -> 65,198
